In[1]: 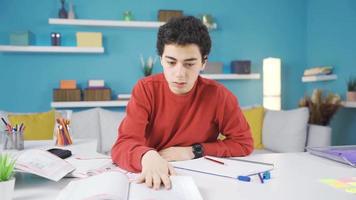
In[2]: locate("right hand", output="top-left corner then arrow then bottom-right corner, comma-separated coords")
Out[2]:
137,150 -> 176,190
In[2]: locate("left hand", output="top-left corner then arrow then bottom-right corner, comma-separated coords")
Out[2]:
158,146 -> 195,161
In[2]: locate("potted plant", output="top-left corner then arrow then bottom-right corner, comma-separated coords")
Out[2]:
299,89 -> 341,147
347,77 -> 356,102
140,55 -> 157,77
0,154 -> 16,200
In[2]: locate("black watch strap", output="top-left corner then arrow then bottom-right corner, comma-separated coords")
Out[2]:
192,143 -> 204,159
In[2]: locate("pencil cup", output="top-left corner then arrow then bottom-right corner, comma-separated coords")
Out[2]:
0,130 -> 24,150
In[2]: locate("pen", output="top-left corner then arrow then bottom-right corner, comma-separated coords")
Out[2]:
204,156 -> 225,165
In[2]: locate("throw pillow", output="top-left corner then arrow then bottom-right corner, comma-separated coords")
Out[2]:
242,106 -> 264,149
98,109 -> 126,154
8,110 -> 56,140
262,107 -> 309,152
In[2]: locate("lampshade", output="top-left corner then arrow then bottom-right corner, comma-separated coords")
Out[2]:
263,57 -> 281,110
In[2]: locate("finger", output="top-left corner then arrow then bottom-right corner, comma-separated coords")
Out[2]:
152,174 -> 162,190
168,164 -> 177,176
136,173 -> 145,183
145,175 -> 153,188
160,174 -> 171,190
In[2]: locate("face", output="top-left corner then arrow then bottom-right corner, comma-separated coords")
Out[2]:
161,44 -> 206,95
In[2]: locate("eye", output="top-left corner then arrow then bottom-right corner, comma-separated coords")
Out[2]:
167,61 -> 176,66
184,63 -> 195,68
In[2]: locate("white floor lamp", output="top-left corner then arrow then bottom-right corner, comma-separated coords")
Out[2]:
263,57 -> 281,110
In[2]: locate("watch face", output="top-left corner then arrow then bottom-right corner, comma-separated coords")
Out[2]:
193,144 -> 203,159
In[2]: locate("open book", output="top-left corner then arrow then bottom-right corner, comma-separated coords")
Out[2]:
57,171 -> 203,200
307,145 -> 356,167
15,149 -> 75,181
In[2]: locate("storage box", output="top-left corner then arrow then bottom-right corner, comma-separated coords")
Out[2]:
158,10 -> 183,22
53,89 -> 81,102
9,31 -> 34,46
88,80 -> 105,88
231,60 -> 251,74
83,88 -> 111,101
203,62 -> 223,74
76,32 -> 103,47
60,80 -> 77,89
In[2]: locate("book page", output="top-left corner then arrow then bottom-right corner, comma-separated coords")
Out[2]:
56,171 -> 129,200
171,156 -> 273,178
129,176 -> 203,200
65,156 -> 114,178
15,149 -> 75,181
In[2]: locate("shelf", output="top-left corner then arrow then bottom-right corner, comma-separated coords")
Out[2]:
49,18 -> 165,28
0,45 -> 104,53
302,74 -> 337,82
342,101 -> 356,108
51,100 -> 129,108
200,73 -> 260,80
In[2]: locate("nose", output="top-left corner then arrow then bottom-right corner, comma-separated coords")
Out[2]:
175,64 -> 186,77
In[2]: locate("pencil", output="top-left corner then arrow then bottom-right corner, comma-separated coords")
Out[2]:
204,156 -> 225,165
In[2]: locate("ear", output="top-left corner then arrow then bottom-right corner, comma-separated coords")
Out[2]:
160,56 -> 163,66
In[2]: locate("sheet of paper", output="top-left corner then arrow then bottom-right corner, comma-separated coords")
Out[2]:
56,171 -> 129,200
129,176 -> 203,200
65,156 -> 113,178
171,156 -> 273,178
320,177 -> 356,194
15,149 -> 75,181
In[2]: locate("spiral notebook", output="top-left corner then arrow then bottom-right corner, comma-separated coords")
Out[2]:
307,145 -> 356,167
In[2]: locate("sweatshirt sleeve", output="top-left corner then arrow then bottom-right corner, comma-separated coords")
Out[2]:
201,89 -> 254,157
111,80 -> 154,173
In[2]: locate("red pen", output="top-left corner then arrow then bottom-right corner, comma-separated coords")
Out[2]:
204,156 -> 225,165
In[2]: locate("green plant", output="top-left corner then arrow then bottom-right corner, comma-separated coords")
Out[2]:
347,77 -> 356,92
299,89 -> 341,126
0,154 -> 15,181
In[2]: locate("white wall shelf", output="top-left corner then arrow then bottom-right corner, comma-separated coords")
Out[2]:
342,101 -> 356,108
301,74 -> 337,82
200,73 -> 260,80
51,100 -> 129,108
0,45 -> 104,53
49,18 -> 165,28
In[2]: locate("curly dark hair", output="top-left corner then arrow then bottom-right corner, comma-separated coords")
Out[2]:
156,16 -> 211,62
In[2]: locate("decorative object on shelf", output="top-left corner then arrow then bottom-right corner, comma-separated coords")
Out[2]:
88,80 -> 105,88
60,80 -> 76,89
140,54 -> 157,77
83,88 -> 111,101
263,57 -> 281,111
347,77 -> 356,102
53,89 -> 81,101
67,1 -> 76,19
117,94 -> 131,100
51,32 -> 61,46
203,62 -> 223,74
299,89 -> 341,147
231,60 -> 251,74
58,0 -> 68,19
0,154 -> 16,200
158,10 -> 183,22
123,11 -> 134,21
304,66 -> 333,76
199,14 -> 217,30
76,32 -> 103,47
9,31 -> 34,46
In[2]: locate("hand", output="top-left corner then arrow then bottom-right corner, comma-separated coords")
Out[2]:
159,146 -> 195,162
137,150 -> 176,190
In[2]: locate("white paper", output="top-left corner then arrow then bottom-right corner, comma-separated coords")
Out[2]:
171,156 -> 273,178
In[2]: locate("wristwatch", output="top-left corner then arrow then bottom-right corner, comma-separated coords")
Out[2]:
192,143 -> 204,159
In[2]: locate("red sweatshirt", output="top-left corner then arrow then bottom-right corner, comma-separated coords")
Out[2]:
111,73 -> 253,172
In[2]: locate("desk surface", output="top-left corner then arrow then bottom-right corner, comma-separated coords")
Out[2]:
11,140 -> 356,200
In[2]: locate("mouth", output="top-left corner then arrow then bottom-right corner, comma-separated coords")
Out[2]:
173,82 -> 187,88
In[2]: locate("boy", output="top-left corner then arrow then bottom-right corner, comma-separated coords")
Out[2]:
112,16 -> 253,190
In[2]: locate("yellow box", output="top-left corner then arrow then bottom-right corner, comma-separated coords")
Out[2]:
76,32 -> 102,47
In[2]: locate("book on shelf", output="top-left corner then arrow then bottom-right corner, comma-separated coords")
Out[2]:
56,171 -> 203,200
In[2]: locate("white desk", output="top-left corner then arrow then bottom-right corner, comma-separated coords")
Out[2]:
12,140 -> 355,200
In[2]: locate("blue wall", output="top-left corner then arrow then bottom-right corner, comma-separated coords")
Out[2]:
306,0 -> 356,145
0,0 -> 306,111
0,1 -> 354,143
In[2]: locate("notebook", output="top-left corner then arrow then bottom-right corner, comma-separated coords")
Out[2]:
56,171 -> 203,200
307,145 -> 356,167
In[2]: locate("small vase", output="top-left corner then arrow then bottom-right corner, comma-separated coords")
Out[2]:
347,91 -> 356,102
0,178 -> 15,200
58,0 -> 68,19
307,124 -> 332,147
67,2 -> 75,19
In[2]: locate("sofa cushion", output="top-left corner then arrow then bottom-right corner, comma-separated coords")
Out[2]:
242,106 -> 264,149
98,109 -> 125,154
262,107 -> 309,152
8,110 -> 56,140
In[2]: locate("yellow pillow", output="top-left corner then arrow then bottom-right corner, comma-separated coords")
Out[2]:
8,110 -> 55,140
242,106 -> 264,149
